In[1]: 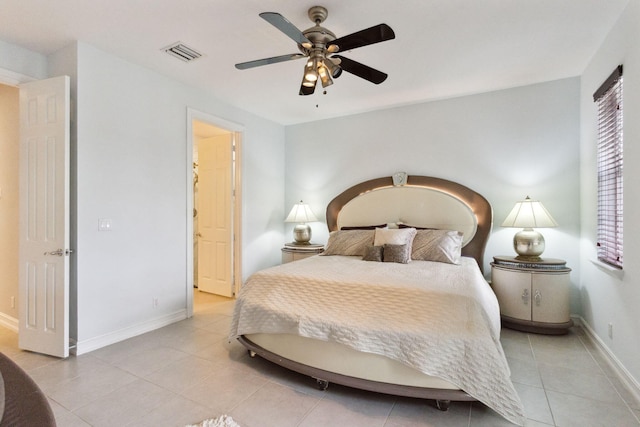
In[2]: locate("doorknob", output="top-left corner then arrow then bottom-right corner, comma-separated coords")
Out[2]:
44,249 -> 64,256
44,248 -> 74,256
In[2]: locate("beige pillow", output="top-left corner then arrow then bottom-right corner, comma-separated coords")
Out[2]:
374,227 -> 417,255
322,230 -> 375,256
411,229 -> 463,264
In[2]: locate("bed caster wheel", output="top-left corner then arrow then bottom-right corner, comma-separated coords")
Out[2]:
316,379 -> 329,391
248,350 -> 256,358
435,400 -> 450,411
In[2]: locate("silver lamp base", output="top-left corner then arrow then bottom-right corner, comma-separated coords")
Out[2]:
513,228 -> 545,261
292,223 -> 312,245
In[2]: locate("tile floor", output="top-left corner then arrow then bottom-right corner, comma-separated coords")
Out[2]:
1,291 -> 639,427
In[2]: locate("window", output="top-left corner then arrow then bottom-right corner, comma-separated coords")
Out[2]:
593,65 -> 623,268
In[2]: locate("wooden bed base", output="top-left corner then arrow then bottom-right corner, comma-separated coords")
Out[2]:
238,174 -> 493,409
238,335 -> 474,410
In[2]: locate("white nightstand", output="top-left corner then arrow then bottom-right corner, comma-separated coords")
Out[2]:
281,243 -> 324,263
490,256 -> 573,335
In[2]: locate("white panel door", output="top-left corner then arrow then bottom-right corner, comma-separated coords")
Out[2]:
197,135 -> 233,297
18,76 -> 70,358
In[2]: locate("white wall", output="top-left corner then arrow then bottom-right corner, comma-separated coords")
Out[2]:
47,42 -> 285,352
285,78 -> 581,302
580,0 -> 640,390
0,39 -> 47,82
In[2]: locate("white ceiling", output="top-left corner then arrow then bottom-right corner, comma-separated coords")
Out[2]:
0,0 -> 629,125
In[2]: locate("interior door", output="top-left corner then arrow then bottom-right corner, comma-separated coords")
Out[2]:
18,76 -> 70,358
197,134 -> 233,297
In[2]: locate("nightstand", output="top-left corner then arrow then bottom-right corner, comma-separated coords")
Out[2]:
281,243 -> 324,263
490,255 -> 573,335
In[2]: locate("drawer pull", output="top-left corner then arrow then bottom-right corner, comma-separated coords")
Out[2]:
521,288 -> 529,305
534,290 -> 542,306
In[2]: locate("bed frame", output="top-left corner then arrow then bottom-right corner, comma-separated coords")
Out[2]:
239,174 -> 493,410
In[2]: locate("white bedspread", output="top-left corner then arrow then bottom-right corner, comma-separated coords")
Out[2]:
230,255 -> 525,425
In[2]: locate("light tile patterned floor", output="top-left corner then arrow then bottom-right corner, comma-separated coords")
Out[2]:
1,290 -> 639,427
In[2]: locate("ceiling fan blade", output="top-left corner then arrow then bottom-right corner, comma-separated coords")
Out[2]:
327,24 -> 395,52
235,53 -> 306,70
332,55 -> 388,84
260,12 -> 311,46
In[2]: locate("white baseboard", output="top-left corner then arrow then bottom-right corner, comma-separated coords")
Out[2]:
72,309 -> 188,356
0,312 -> 18,332
574,315 -> 640,405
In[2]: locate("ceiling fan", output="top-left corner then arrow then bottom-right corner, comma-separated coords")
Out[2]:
235,6 -> 395,95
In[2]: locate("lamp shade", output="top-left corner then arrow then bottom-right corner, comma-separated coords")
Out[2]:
285,201 -> 318,223
501,197 -> 558,228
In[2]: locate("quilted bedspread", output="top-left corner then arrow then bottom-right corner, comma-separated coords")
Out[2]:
229,255 -> 525,425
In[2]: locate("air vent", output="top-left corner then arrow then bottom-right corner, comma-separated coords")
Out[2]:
162,42 -> 203,62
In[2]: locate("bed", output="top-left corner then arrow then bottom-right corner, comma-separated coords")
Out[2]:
230,175 -> 525,425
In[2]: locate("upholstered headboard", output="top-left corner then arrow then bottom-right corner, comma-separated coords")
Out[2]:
326,175 -> 493,272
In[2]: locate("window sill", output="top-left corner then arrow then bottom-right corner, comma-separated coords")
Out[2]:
590,259 -> 624,279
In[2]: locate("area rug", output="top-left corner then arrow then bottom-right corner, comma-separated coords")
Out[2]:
186,415 -> 241,427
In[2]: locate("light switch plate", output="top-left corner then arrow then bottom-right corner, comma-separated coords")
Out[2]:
98,218 -> 113,231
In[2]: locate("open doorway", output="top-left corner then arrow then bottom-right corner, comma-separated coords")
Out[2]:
0,83 -> 20,332
186,109 -> 242,317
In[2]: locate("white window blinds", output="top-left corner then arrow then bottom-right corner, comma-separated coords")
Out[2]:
593,65 -> 623,269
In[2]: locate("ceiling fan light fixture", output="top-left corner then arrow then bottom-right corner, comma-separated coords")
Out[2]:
300,70 -> 317,95
324,59 -> 342,78
318,64 -> 333,87
304,58 -> 319,82
302,78 -> 316,87
301,65 -> 317,87
304,69 -> 318,82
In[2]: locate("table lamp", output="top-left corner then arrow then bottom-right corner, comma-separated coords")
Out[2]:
501,196 -> 558,261
285,200 -> 318,245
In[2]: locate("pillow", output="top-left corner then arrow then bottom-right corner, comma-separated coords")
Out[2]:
374,227 -> 417,253
398,223 -> 435,230
411,229 -> 463,264
362,245 -> 383,262
383,244 -> 411,264
321,230 -> 375,256
341,224 -> 387,230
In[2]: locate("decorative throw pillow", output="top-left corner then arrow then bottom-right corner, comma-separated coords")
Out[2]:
383,244 -> 411,264
374,227 -> 417,255
411,229 -> 463,264
321,230 -> 375,256
362,245 -> 384,262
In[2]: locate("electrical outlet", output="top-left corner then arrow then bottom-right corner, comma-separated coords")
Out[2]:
608,323 -> 613,339
152,297 -> 159,308
10,296 -> 15,309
